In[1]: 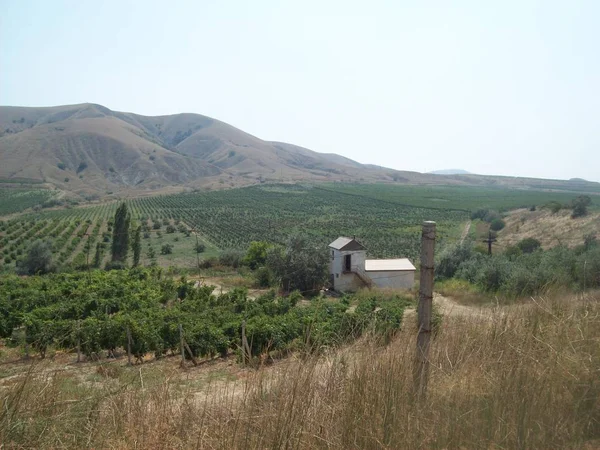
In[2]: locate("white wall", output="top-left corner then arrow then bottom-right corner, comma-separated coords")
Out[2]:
330,248 -> 367,292
369,270 -> 415,289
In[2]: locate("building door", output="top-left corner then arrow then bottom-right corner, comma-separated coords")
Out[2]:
344,254 -> 352,272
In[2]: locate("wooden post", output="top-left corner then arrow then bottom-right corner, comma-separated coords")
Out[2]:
23,325 -> 29,360
414,220 -> 436,399
241,320 -> 251,365
126,326 -> 132,366
76,319 -> 82,363
179,323 -> 185,368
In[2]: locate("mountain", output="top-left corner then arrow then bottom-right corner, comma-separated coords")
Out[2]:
0,103 -> 428,196
429,169 -> 472,175
1,103 -> 599,198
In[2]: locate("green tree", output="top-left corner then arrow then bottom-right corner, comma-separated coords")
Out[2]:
147,245 -> 157,266
93,242 -> 102,268
243,241 -> 272,269
266,236 -> 328,294
571,195 -> 591,218
132,226 -> 141,267
489,218 -> 506,231
517,237 -> 541,254
160,243 -> 173,255
21,239 -> 54,275
111,202 -> 130,263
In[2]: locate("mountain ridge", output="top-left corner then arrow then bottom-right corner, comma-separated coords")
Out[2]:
1,103 -> 417,196
1,103 -> 599,198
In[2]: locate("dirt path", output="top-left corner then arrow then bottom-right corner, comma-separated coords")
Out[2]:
459,220 -> 471,244
405,291 -> 493,321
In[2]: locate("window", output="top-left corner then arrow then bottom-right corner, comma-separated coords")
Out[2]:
344,254 -> 351,271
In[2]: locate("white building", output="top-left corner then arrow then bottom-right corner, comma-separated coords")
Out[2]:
328,236 -> 416,292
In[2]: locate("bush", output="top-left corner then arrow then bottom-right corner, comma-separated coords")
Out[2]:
436,243 -> 474,279
166,225 -> 176,234
545,201 -> 563,214
57,162 -> 66,170
243,241 -> 272,269
517,238 -> 541,254
266,236 -> 328,294
571,195 -> 591,219
489,218 -> 506,231
20,240 -> 54,275
160,244 -> 173,255
255,266 -> 271,287
195,242 -> 206,253
219,249 -> 245,268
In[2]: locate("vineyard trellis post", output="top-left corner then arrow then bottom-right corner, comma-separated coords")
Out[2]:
179,323 -> 185,367
414,220 -> 436,399
76,319 -> 82,363
126,325 -> 132,366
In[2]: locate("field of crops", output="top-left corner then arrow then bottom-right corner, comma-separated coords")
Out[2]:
1,182 -> 593,273
318,183 -> 599,211
0,188 -> 56,215
0,269 -> 410,361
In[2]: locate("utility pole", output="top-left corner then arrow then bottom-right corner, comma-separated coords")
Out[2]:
414,221 -> 436,399
483,231 -> 497,255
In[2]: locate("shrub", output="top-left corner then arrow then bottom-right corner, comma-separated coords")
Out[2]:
166,224 -> 176,234
243,241 -> 272,269
20,240 -> 54,275
489,218 -> 505,231
57,162 -> 66,170
266,236 -> 328,294
219,249 -> 245,268
160,244 -> 173,255
517,238 -> 541,254
436,243 -> 474,279
195,242 -> 206,253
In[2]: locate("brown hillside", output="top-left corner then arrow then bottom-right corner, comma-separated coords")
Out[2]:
2,103 -> 599,198
0,103 -> 428,196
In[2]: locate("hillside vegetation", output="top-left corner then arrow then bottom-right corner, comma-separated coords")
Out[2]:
1,292 -> 598,449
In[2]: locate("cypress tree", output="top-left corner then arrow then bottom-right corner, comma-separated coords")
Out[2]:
111,202 -> 130,263
93,242 -> 102,268
132,226 -> 141,267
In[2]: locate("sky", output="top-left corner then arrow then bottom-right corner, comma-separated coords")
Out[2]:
1,0 -> 599,181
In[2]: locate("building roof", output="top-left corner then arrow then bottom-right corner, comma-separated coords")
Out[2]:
365,258 -> 416,272
328,237 -> 365,251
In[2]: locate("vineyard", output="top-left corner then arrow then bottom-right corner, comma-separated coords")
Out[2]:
0,268 -> 411,361
2,182 -> 593,273
0,188 -> 56,215
125,184 -> 469,260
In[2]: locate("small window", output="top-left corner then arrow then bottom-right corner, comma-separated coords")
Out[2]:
331,250 -> 335,260
336,273 -> 339,278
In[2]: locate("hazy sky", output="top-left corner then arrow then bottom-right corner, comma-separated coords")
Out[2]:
2,0 -> 598,181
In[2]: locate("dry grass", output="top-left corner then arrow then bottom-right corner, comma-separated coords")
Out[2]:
498,208 -> 600,250
1,294 -> 599,449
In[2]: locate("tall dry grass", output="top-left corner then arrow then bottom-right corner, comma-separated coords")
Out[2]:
1,294 -> 598,449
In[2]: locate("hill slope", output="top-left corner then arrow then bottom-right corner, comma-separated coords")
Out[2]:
0,103 -> 423,196
2,103 -> 599,198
